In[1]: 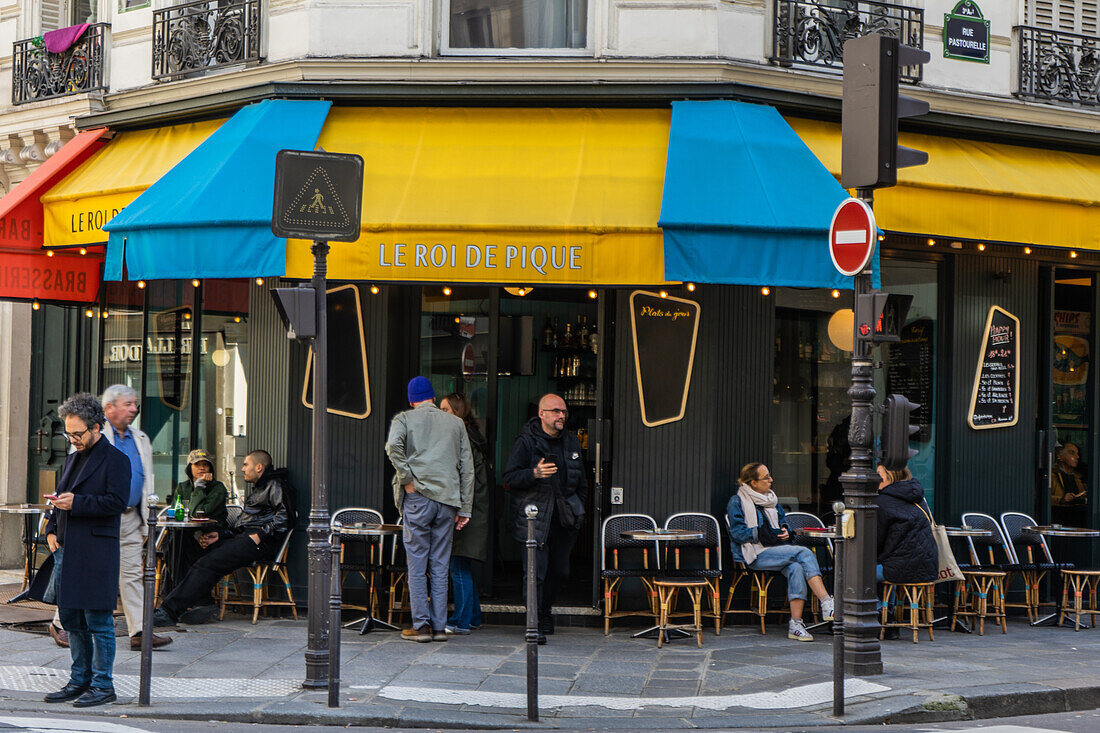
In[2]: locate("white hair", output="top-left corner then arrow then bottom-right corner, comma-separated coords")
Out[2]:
101,383 -> 138,408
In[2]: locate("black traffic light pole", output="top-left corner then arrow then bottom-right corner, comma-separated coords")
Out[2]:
840,188 -> 883,677
304,240 -> 332,689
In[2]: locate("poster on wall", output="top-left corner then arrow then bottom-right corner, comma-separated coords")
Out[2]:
885,318 -> 934,442
629,290 -> 700,427
1053,310 -> 1090,426
967,306 -> 1020,430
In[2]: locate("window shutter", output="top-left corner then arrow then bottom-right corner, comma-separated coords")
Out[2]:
40,0 -> 65,32
1025,0 -> 1098,34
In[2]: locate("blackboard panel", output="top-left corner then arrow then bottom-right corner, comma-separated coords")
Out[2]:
967,305 -> 1019,430
630,290 -> 700,427
303,284 -> 371,418
886,318 -> 934,443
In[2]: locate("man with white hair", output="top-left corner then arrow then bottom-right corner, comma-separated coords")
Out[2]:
100,384 -> 171,649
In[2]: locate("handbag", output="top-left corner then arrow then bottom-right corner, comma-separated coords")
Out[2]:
42,547 -> 63,605
756,517 -> 790,547
917,504 -> 962,584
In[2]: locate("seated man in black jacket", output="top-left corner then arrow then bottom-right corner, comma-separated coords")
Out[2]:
153,450 -> 296,626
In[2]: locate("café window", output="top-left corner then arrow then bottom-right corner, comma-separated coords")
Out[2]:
443,0 -> 589,54
302,284 -> 370,419
101,281 -> 145,403
1051,270 -> 1092,527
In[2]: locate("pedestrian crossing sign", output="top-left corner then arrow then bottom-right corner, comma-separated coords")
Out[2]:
272,149 -> 364,242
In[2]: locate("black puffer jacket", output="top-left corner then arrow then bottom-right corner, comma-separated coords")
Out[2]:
502,417 -> 586,544
876,478 -> 938,583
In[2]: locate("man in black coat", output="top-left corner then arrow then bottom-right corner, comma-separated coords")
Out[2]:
42,392 -> 131,708
153,449 -> 295,626
502,393 -> 586,643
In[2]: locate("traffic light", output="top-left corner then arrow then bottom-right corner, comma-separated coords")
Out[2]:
841,33 -> 931,190
855,290 -> 913,344
270,286 -> 317,340
882,393 -> 919,470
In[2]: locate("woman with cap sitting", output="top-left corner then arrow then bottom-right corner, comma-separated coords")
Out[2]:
168,449 -> 230,576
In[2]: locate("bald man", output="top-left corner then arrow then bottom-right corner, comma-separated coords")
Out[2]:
502,393 -> 587,644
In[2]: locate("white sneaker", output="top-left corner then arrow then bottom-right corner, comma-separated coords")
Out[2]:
788,618 -> 814,642
821,596 -> 835,622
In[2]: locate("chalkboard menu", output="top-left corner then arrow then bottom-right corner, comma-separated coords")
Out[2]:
885,318 -> 934,443
303,284 -> 371,418
967,306 -> 1019,430
630,290 -> 700,427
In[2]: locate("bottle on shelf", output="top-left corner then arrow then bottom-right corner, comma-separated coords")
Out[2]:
562,322 -> 574,348
578,316 -> 590,347
552,317 -> 561,348
542,316 -> 555,348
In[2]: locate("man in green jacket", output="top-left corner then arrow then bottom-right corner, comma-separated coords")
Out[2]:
168,449 -> 229,582
385,377 -> 474,643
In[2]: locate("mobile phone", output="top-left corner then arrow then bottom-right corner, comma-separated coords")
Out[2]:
44,494 -> 59,501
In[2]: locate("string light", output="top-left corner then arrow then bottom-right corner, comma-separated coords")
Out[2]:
46,250 -> 54,257
977,243 -> 986,251
255,278 -> 264,286
370,285 -> 379,295
588,290 -> 597,299
1024,247 -> 1032,255
101,310 -> 109,319
686,283 -> 696,292
78,247 -> 87,256
191,279 -> 200,287
927,238 -> 936,246
183,311 -> 192,320
761,287 -> 771,296
831,289 -> 840,298
233,316 -> 242,323
31,299 -> 40,311
84,309 -> 94,318
442,286 -> 452,296
659,290 -> 669,298
877,234 -> 885,242
1070,250 -> 1078,258
137,280 -> 146,289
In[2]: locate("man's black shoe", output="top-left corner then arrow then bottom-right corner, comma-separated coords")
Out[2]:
882,627 -> 900,641
73,688 -> 116,708
151,608 -> 177,628
536,633 -> 547,645
538,616 -> 554,636
44,682 -> 88,703
179,604 -> 219,625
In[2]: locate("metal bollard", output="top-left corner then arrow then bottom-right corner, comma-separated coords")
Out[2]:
524,504 -> 539,722
832,500 -> 846,718
139,500 -> 158,706
328,535 -> 342,708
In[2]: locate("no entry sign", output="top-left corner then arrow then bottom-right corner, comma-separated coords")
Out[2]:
829,198 -> 877,276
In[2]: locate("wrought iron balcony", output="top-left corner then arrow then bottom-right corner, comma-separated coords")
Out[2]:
1016,26 -> 1100,107
152,0 -> 262,81
772,0 -> 925,83
12,23 -> 108,105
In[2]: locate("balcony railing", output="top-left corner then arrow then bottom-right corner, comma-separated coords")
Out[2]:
1016,25 -> 1100,107
12,23 -> 109,105
152,0 -> 262,81
772,0 -> 925,83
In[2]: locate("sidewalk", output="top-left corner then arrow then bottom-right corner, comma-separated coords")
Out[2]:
0,611 -> 1098,729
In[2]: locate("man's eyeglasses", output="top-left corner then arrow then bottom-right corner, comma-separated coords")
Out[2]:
64,427 -> 92,441
541,408 -> 568,416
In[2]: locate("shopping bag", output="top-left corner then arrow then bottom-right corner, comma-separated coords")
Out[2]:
918,504 -> 963,584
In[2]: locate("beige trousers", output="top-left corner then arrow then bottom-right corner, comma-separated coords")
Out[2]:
118,508 -> 146,637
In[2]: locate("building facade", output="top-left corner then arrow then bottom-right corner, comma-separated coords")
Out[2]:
3,0 -> 1100,603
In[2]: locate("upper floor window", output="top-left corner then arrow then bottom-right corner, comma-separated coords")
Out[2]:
1024,0 -> 1099,35
443,0 -> 589,55
41,0 -> 98,30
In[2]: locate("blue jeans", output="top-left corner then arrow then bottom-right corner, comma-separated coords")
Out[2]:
448,556 -> 482,631
748,545 -> 822,601
59,607 -> 115,691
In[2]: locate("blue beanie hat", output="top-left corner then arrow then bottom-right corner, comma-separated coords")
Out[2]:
407,376 -> 434,404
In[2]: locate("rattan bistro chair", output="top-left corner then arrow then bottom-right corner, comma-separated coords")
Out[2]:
722,514 -> 780,634
663,512 -> 723,634
1001,511 -> 1075,622
331,508 -> 384,618
785,511 -> 834,623
219,529 -> 297,624
961,512 -> 1026,620
601,513 -> 660,634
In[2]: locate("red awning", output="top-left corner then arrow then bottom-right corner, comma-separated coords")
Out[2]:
0,127 -> 109,250
0,128 -> 110,304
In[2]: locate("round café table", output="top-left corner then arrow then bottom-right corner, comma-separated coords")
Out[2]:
157,517 -> 215,599
331,522 -> 402,634
619,528 -> 705,642
1022,525 -> 1099,627
792,527 -> 843,632
0,504 -> 51,597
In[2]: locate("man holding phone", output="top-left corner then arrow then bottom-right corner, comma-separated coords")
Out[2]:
503,393 -> 587,644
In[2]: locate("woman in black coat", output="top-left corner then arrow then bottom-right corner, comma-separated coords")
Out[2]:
876,465 -> 938,638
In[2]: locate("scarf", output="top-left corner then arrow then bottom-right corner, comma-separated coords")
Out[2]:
736,483 -> 781,565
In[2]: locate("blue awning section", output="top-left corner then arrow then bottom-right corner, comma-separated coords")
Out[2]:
104,99 -> 332,280
660,100 -> 870,289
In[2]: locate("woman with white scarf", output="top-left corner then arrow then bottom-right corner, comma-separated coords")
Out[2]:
725,462 -> 835,641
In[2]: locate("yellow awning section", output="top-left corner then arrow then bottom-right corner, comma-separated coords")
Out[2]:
788,117 -> 1100,251
42,120 -> 223,248
285,107 -> 671,284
